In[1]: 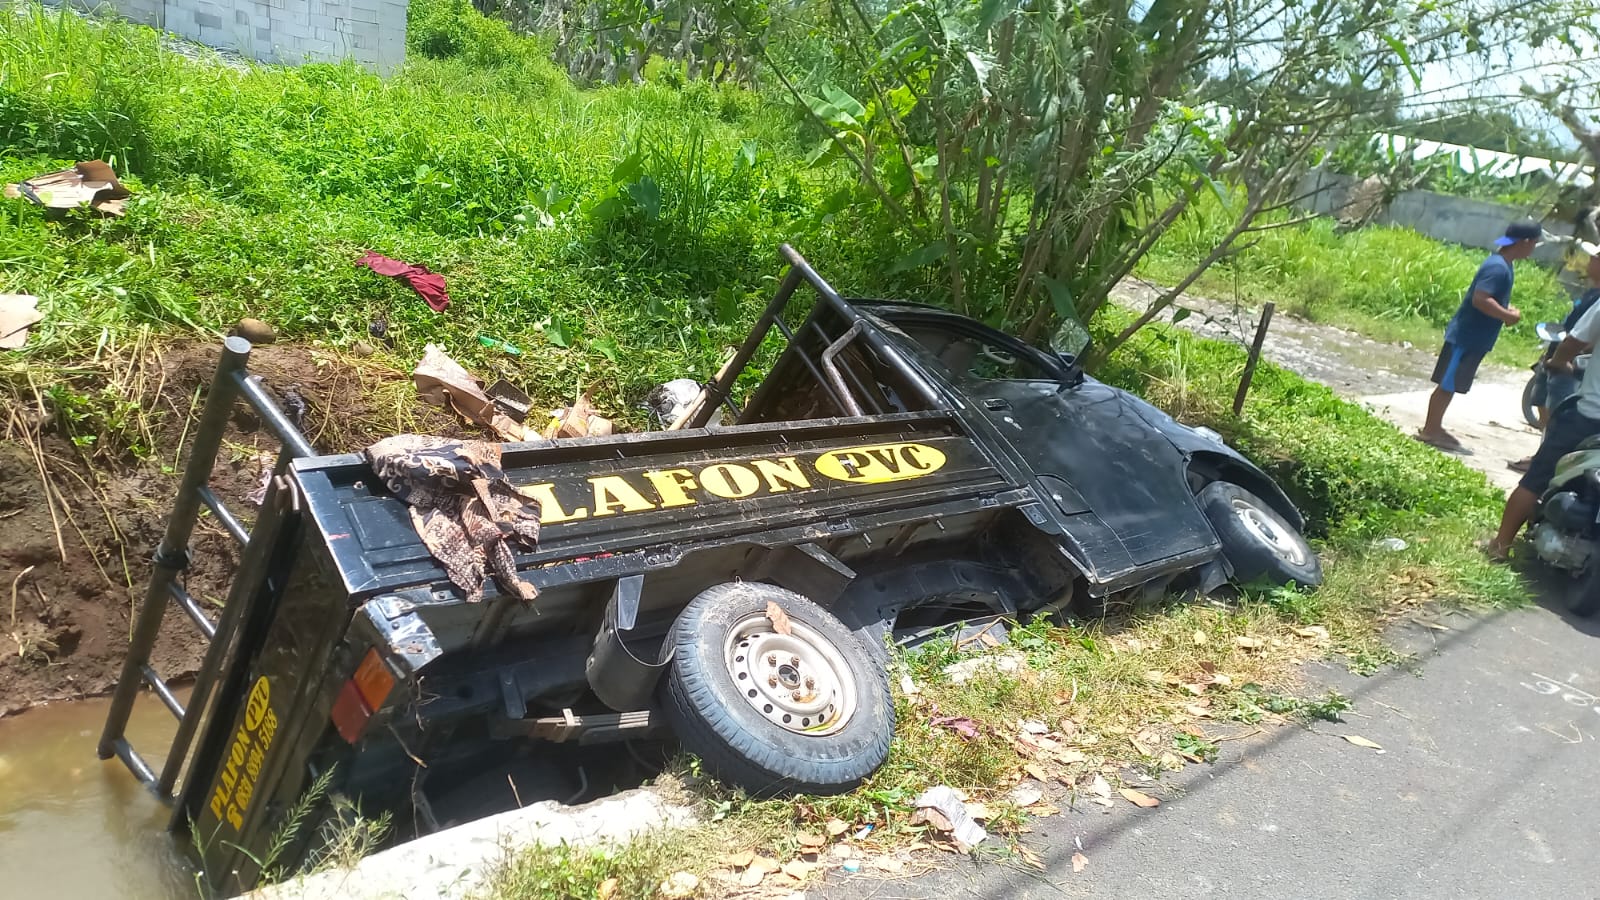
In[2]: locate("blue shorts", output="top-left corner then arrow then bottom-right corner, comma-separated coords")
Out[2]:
1431,342 -> 1484,394
1544,371 -> 1581,411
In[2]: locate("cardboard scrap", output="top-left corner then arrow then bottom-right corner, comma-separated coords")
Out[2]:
5,161 -> 130,216
0,294 -> 43,349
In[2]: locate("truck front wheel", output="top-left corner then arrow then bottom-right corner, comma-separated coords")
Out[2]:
662,582 -> 894,796
1200,481 -> 1323,588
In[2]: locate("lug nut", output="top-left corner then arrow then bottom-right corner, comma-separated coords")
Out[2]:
767,655 -> 777,667
768,676 -> 779,687
792,691 -> 803,701
805,676 -> 815,688
790,656 -> 799,667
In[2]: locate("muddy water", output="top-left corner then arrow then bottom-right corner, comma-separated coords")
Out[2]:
0,695 -> 196,899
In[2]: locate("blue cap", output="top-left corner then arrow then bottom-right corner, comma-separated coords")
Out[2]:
1494,220 -> 1543,247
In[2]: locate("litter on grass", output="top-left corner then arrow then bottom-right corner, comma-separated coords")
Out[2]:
0,294 -> 43,349
4,160 -> 131,216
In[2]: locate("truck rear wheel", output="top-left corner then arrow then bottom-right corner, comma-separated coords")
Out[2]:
662,582 -> 893,796
1200,481 -> 1322,588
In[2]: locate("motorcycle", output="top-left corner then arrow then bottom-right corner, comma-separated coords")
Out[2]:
1523,322 -> 1570,429
1526,435 -> 1600,616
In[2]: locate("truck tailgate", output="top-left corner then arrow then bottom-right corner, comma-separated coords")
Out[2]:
294,411 -> 1035,598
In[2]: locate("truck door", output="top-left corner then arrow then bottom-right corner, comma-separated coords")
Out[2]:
889,318 -> 1218,578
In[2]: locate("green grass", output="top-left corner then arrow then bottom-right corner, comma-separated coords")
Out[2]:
1139,196 -> 1577,357
0,0 -> 849,442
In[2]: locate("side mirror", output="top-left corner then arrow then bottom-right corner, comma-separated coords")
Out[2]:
1050,319 -> 1091,360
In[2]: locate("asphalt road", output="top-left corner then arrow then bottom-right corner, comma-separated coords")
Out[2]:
816,594 -> 1600,899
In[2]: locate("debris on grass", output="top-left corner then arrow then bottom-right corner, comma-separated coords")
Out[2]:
913,785 -> 988,847
1341,734 -> 1384,751
356,250 -> 451,312
0,294 -> 43,350
4,160 -> 130,216
1118,787 -> 1161,808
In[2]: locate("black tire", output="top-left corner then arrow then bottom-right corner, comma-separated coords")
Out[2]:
1199,481 -> 1322,588
1568,559 -> 1600,617
1523,370 -> 1545,430
662,582 -> 893,796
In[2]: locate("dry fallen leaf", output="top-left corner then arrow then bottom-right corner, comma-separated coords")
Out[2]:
912,806 -> 955,832
870,856 -> 906,873
1159,751 -> 1184,771
1072,851 -> 1089,872
1192,629 -> 1208,646
1295,625 -> 1330,641
720,850 -> 756,869
1088,774 -> 1112,798
751,856 -> 783,874
1234,635 -> 1265,650
598,877 -> 619,900
825,817 -> 851,836
1185,703 -> 1213,718
783,860 -> 818,880
797,832 -> 826,850
1024,762 -> 1052,783
966,803 -> 993,821
1056,749 -> 1086,765
739,867 -> 766,888
1019,846 -> 1045,870
1342,734 -> 1384,750
658,872 -> 698,899
1119,788 -> 1161,808
1031,804 -> 1061,817
766,601 -> 793,635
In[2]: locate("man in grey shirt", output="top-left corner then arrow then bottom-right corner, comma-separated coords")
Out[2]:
1487,297 -> 1600,559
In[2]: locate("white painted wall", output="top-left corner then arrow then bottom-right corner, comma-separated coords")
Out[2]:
64,0 -> 407,71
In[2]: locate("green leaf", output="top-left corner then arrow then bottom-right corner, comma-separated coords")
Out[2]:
966,51 -> 995,98
1171,307 -> 1192,324
545,318 -> 570,348
609,151 -> 643,185
805,137 -> 844,169
1382,34 -> 1422,89
1041,274 -> 1076,323
738,139 -> 759,169
589,335 -> 619,364
588,195 -> 624,223
714,286 -> 740,325
887,240 -> 947,274
626,176 -> 661,219
821,84 -> 867,123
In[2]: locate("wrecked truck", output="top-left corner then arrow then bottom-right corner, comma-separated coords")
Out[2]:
97,244 -> 1318,895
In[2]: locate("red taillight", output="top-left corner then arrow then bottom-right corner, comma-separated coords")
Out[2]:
331,649 -> 396,744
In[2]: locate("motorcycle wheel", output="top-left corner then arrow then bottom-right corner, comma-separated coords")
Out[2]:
1522,369 -> 1545,430
1568,556 -> 1600,618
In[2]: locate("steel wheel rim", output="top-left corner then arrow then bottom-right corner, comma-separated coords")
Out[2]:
725,613 -> 857,736
1232,497 -> 1309,566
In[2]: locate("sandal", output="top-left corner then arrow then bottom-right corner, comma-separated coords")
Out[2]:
1507,457 -> 1533,473
1477,537 -> 1510,563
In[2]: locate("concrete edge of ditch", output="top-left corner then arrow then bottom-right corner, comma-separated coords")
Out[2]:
241,788 -> 696,900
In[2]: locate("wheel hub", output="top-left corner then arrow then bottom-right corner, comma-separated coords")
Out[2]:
726,615 -> 856,736
1232,498 -> 1309,566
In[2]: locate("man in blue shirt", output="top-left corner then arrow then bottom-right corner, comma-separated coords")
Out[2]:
1417,220 -> 1544,452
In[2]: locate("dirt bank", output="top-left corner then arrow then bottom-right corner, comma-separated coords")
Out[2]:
0,343 -> 458,716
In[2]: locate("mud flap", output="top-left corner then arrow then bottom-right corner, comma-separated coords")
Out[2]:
585,575 -> 673,711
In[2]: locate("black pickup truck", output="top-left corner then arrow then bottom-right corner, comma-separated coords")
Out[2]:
99,245 -> 1317,895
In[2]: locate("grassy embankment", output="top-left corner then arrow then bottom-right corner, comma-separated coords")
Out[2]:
1139,194 -> 1576,359
0,2 -> 1530,894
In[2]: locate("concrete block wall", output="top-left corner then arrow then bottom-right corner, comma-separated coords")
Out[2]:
62,0 -> 407,71
1296,169 -> 1575,269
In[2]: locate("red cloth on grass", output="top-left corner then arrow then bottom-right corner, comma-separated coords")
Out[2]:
356,251 -> 451,312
